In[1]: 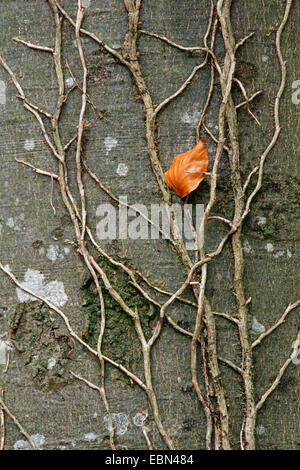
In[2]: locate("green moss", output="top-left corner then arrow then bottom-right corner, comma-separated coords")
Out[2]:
213,185 -> 235,221
81,257 -> 158,381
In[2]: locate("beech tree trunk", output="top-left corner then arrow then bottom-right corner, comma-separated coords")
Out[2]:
0,0 -> 299,450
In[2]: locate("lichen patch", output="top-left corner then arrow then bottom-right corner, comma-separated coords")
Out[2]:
9,301 -> 73,391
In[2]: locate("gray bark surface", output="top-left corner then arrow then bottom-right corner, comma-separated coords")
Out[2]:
0,0 -> 299,450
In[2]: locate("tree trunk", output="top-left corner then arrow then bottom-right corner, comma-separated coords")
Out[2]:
0,0 -> 299,450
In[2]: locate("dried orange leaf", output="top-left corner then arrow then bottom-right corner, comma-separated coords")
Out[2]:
164,139 -> 209,198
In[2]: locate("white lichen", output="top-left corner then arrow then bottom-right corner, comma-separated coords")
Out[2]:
83,432 -> 98,441
0,334 -> 13,365
65,77 -> 74,88
116,163 -> 128,177
16,269 -> 68,307
14,440 -> 32,450
6,217 -> 14,228
265,243 -> 274,253
14,434 -> 45,450
46,245 -> 59,262
47,357 -> 56,370
32,434 -> 46,449
243,239 -> 253,254
257,216 -> 267,226
251,317 -> 266,335
0,80 -> 6,105
256,425 -> 266,435
133,413 -> 146,427
104,413 -> 129,435
104,136 -> 118,155
181,110 -> 201,125
24,138 -> 35,151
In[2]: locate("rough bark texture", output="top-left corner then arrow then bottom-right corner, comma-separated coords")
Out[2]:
0,0 -> 299,450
